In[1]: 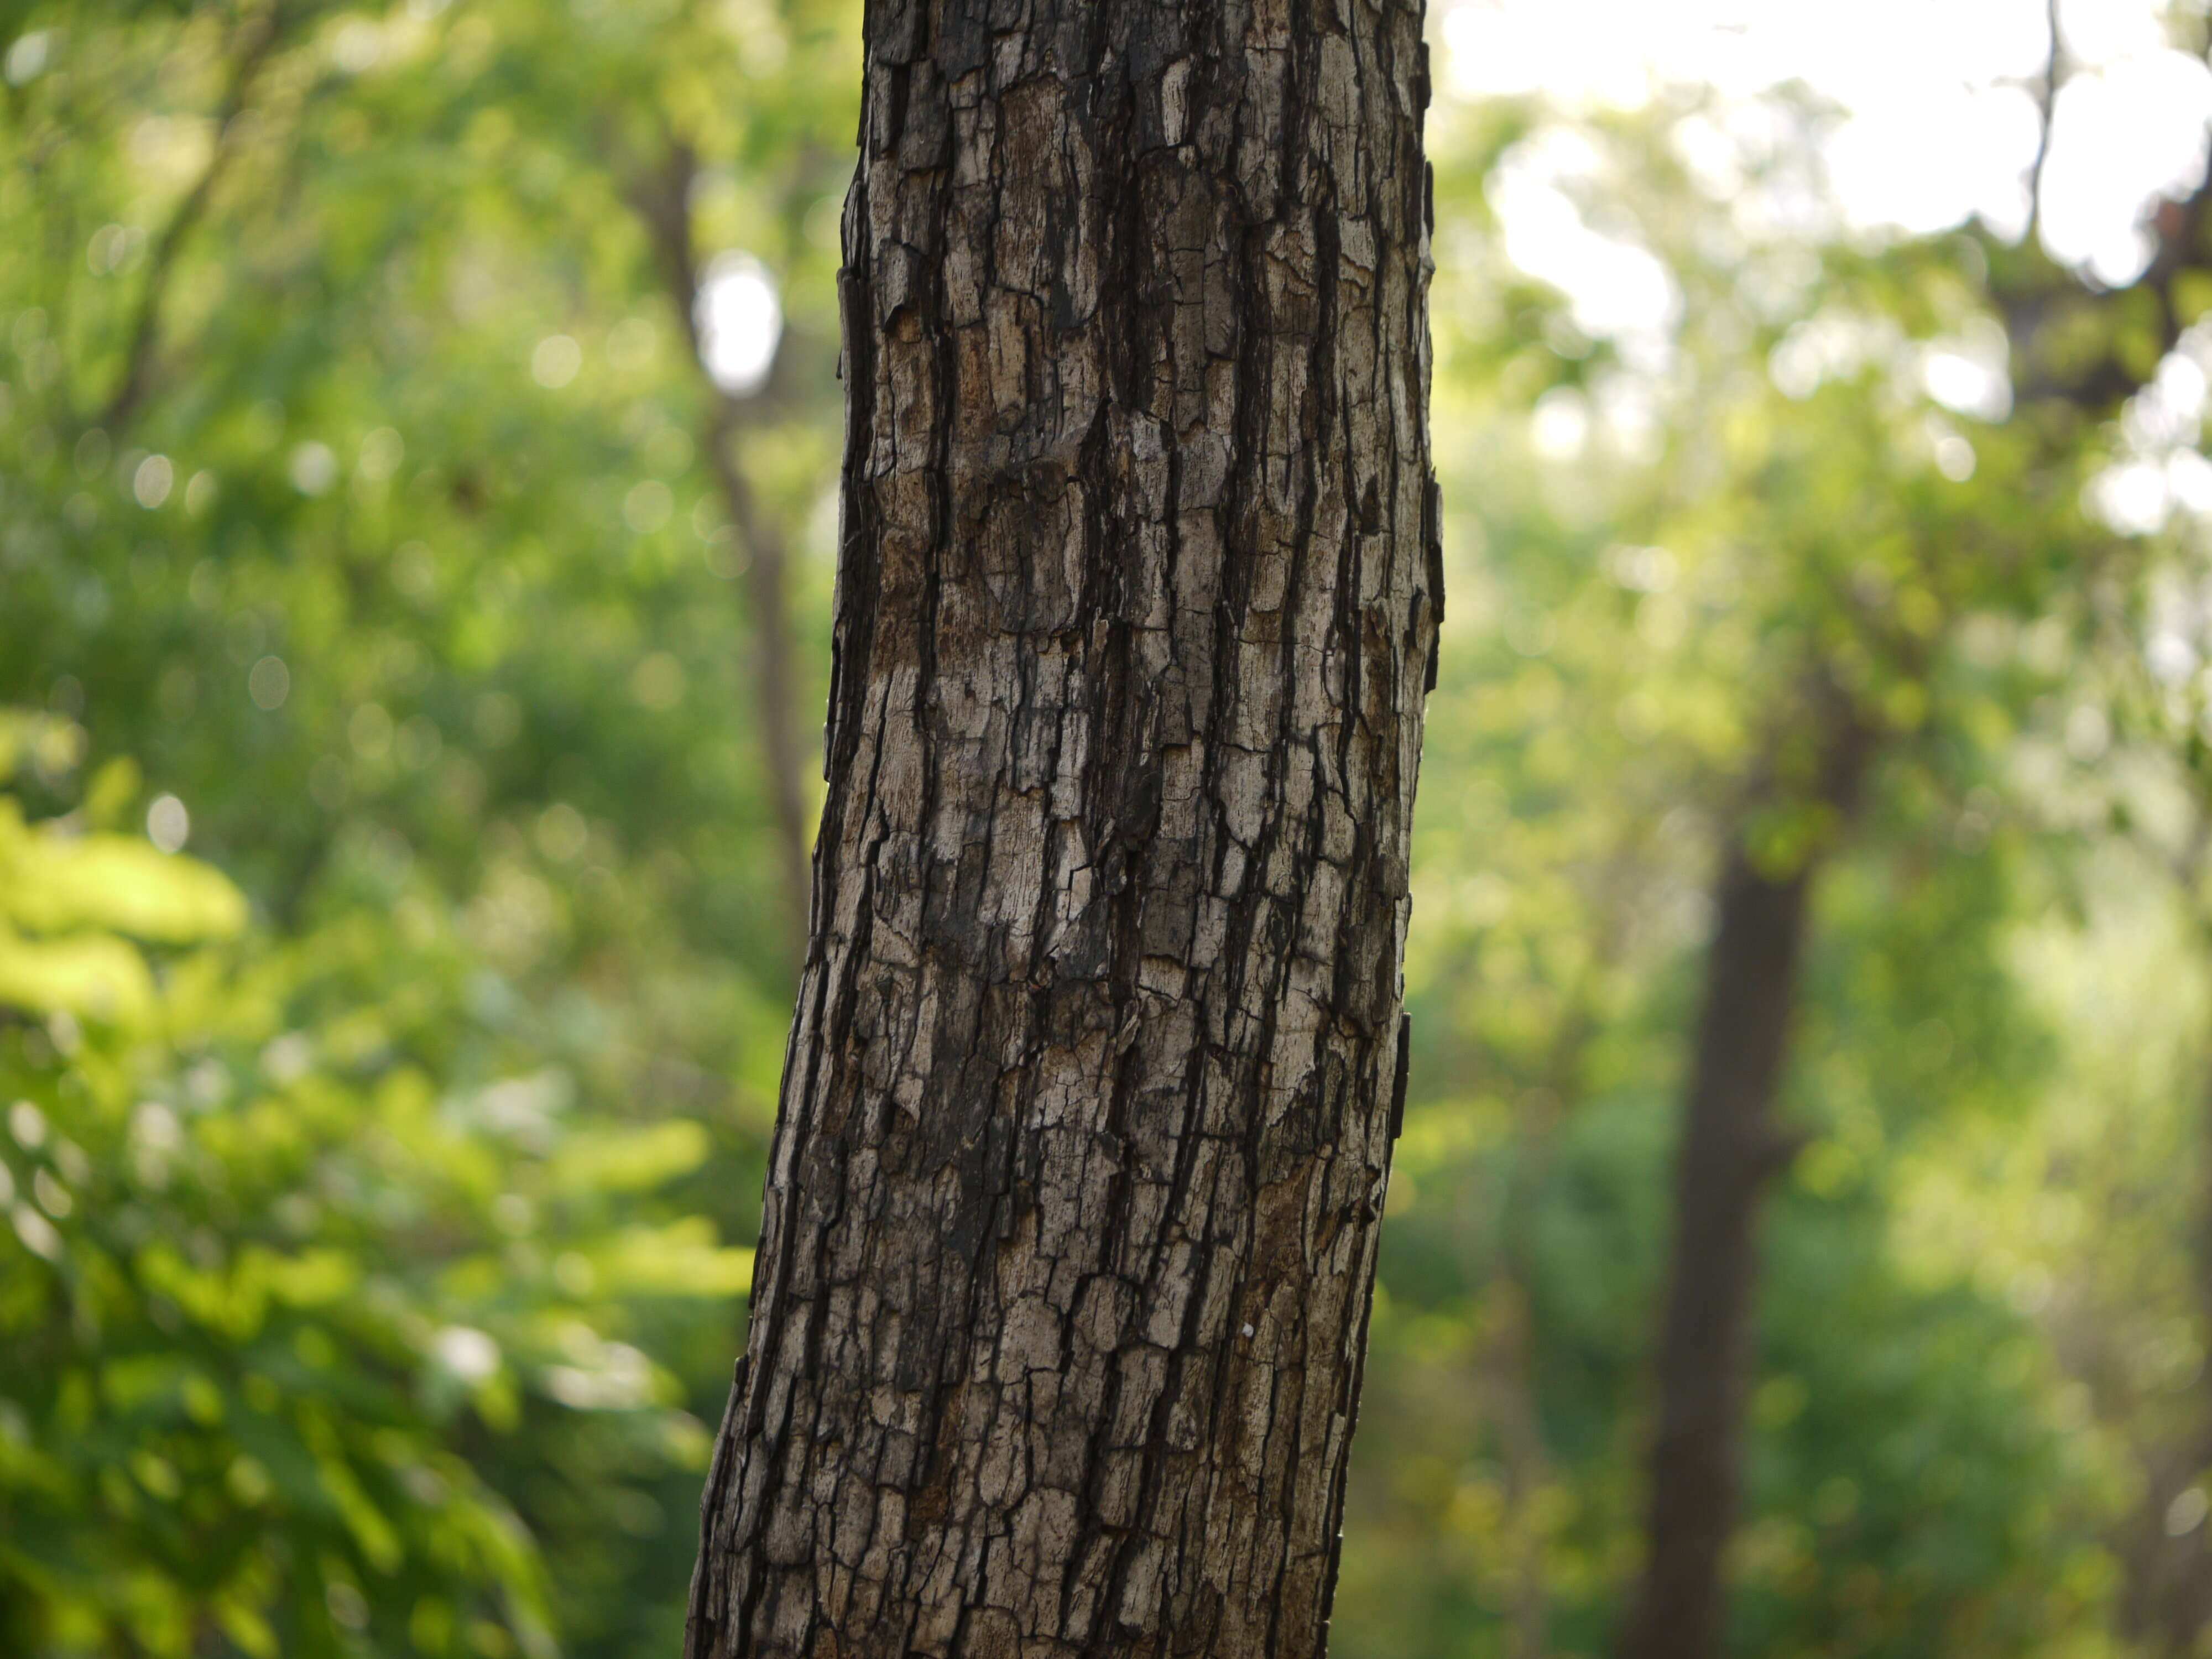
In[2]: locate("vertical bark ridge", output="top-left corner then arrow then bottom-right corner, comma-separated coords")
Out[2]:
685,1 -> 1436,1655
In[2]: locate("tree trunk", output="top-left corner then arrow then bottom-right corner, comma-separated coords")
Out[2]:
626,140 -> 818,970
1615,714 -> 1871,1659
684,3 -> 1438,1656
1475,1276 -> 1550,1659
702,393 -> 817,967
1478,925 -> 1627,1659
2112,1009 -> 2212,1656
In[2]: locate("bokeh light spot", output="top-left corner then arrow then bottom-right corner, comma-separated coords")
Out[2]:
624,479 -> 674,534
248,656 -> 291,711
289,442 -> 337,495
533,334 -> 582,389
132,453 -> 173,508
695,253 -> 782,397
146,794 -> 190,854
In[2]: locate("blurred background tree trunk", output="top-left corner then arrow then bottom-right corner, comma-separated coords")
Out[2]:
629,140 -> 816,969
1617,709 -> 1871,1659
682,1 -> 1439,1655
1611,61 -> 2212,1652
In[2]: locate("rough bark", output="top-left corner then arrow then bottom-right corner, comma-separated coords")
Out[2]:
684,3 -> 1437,1657
1615,714 -> 1871,1659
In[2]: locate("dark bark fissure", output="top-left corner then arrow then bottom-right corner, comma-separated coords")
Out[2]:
686,2 -> 1436,1656
1615,712 -> 1872,1659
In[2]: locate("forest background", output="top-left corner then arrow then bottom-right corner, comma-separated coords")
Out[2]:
6,1 -> 2212,1656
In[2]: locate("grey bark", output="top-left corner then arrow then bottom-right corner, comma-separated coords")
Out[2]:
683,2 -> 1438,1656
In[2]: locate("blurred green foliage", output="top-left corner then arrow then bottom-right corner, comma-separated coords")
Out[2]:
0,726 -> 763,1658
1337,74 -> 2207,1659
0,0 -> 856,1651
6,2 -> 2212,1658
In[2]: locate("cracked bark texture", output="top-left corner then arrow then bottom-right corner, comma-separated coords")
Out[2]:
683,2 -> 1438,1656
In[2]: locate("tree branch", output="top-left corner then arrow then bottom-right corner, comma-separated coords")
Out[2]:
623,135 -> 813,973
1995,25 -> 2212,412
2026,0 -> 2063,251
100,0 -> 289,436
